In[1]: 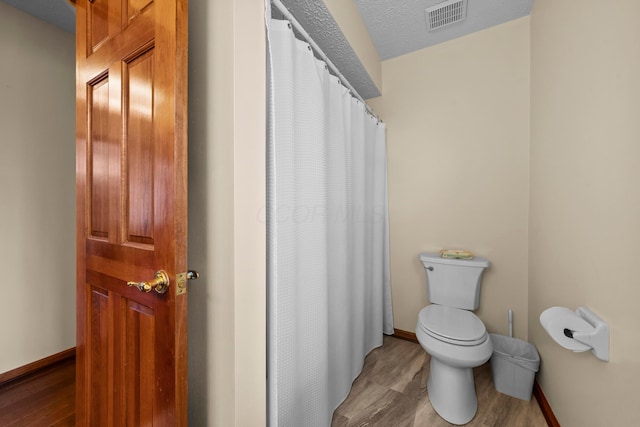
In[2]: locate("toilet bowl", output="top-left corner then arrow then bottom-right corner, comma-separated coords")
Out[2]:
416,304 -> 492,425
417,252 -> 492,425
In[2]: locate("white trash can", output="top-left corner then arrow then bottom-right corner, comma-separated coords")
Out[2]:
489,333 -> 540,401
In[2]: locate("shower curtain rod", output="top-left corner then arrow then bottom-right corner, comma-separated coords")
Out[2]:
270,0 -> 381,122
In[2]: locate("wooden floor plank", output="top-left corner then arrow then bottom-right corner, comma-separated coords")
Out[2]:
1,337 -> 548,426
0,358 -> 75,427
333,335 -> 548,427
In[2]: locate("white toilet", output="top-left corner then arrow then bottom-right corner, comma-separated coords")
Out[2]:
416,252 -> 493,425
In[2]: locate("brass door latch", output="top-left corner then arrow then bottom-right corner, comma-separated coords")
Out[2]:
127,270 -> 170,294
176,270 -> 199,295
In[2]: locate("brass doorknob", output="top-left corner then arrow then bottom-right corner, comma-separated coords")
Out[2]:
127,270 -> 170,294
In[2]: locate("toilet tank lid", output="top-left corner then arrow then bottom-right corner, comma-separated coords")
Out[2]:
419,252 -> 490,268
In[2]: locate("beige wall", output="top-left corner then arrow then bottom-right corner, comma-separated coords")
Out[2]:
529,1 -> 640,425
188,0 -> 266,425
368,17 -> 530,339
0,3 -> 76,374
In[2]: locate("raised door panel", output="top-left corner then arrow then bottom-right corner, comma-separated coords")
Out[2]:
86,0 -> 123,55
124,301 -> 155,425
87,0 -> 109,53
87,286 -> 111,426
125,301 -> 155,426
125,46 -> 155,246
126,0 -> 154,23
88,76 -> 111,239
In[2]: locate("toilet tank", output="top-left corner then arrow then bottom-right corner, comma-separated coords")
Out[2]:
419,252 -> 490,310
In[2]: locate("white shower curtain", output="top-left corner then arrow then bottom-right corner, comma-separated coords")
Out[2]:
267,17 -> 393,427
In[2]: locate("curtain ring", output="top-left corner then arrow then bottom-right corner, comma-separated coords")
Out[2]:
287,22 -> 292,29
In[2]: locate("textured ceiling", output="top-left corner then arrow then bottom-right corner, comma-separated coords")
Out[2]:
5,0 -> 535,100
278,0 -> 381,99
1,0 -> 75,33
354,0 -> 534,60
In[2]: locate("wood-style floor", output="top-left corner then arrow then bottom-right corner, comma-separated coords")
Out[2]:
0,358 -> 75,426
0,337 -> 546,426
332,335 -> 548,427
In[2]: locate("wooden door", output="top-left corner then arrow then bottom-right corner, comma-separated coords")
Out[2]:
75,0 -> 188,425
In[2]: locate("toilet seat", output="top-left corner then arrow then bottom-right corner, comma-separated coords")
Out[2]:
418,305 -> 487,346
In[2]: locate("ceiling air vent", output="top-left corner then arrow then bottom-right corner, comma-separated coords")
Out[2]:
425,0 -> 468,32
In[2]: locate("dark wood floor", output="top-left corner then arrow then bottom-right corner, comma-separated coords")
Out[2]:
0,358 -> 75,426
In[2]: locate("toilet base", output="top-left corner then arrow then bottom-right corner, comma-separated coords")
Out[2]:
427,357 -> 478,425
